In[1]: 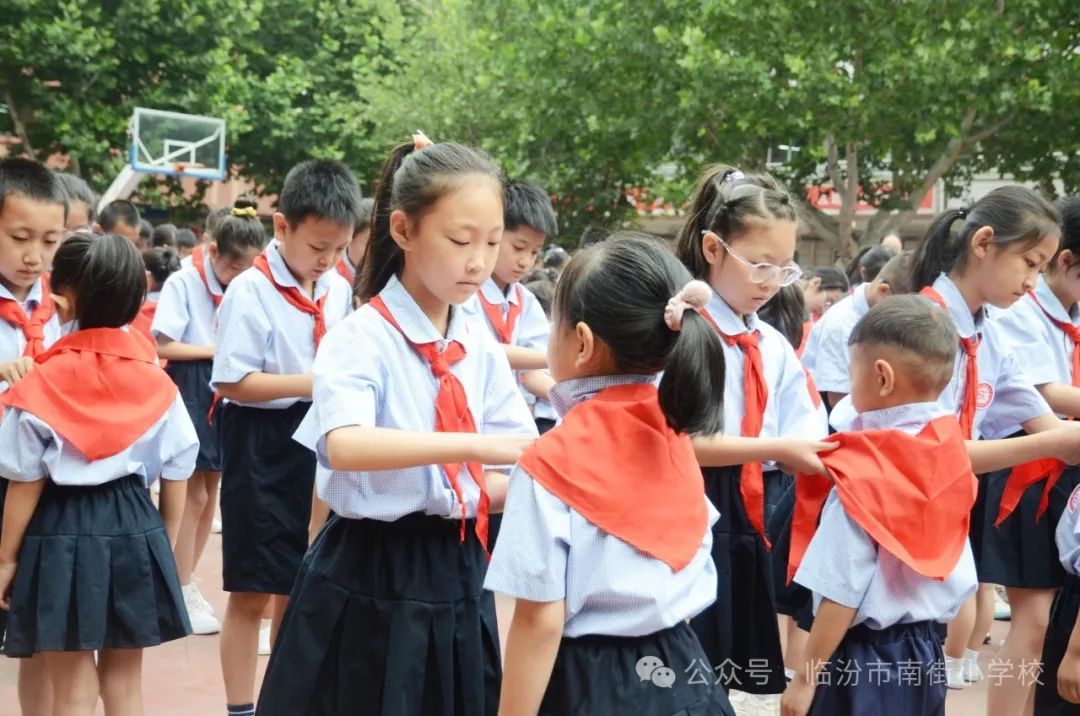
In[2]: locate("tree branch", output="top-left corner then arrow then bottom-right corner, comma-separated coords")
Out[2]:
2,85 -> 36,157
825,134 -> 844,196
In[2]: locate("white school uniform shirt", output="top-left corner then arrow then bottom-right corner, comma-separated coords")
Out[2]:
795,402 -> 979,629
703,291 -> 827,452
462,278 -> 557,420
1056,482 -> 1080,576
993,274 -> 1077,423
151,249 -> 225,346
180,254 -> 193,270
210,241 -> 352,409
297,273 -> 537,521
484,374 -> 719,638
0,279 -> 63,362
803,285 -> 870,394
830,274 -> 1050,438
0,393 -> 199,488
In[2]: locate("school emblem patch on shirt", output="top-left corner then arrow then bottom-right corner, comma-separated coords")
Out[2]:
1069,484 -> 1080,514
976,382 -> 994,410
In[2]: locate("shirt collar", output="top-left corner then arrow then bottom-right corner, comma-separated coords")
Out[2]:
1034,273 -> 1077,324
549,373 -> 657,418
479,278 -> 521,305
0,277 -> 44,308
202,250 -> 225,296
931,273 -> 984,339
703,288 -> 759,336
850,401 -> 950,434
266,241 -> 332,300
852,284 -> 871,317
377,274 -> 470,346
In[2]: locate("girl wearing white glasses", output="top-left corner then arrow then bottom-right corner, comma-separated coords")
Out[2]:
675,165 -> 830,701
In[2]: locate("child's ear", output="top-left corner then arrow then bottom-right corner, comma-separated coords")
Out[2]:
208,242 -> 220,261
573,321 -> 595,369
271,212 -> 289,240
50,293 -> 73,323
875,358 -> 896,397
388,210 -> 412,251
701,231 -> 724,267
970,226 -> 996,260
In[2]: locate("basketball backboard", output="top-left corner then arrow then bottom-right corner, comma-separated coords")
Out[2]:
129,107 -> 226,180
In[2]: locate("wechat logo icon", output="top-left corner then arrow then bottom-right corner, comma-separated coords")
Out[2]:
635,655 -> 677,689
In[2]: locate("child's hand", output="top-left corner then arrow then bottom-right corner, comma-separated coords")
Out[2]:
1060,648 -> 1080,704
0,357 -> 33,385
1052,423 -> 1080,466
470,434 -> 535,467
778,441 -> 837,477
0,560 -> 17,611
780,674 -> 816,716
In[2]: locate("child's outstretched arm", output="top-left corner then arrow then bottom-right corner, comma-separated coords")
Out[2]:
780,598 -> 857,716
966,414 -> 1080,474
216,372 -> 313,403
156,335 -> 214,362
0,479 -> 46,609
324,426 -> 533,473
693,435 -> 835,475
499,598 -> 566,716
503,345 -> 548,371
1039,383 -> 1080,422
521,370 -> 556,402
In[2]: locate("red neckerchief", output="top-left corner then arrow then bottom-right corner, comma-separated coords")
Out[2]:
996,289 -> 1077,525
335,258 -> 354,281
0,276 -> 56,357
369,293 -> 490,555
789,415 -> 976,584
191,245 -> 223,308
699,307 -> 771,547
0,328 -> 177,460
478,285 -> 524,344
253,251 -> 327,349
920,286 -> 979,439
519,382 -> 707,570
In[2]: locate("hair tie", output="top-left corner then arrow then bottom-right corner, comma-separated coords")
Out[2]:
413,130 -> 434,152
725,170 -> 745,183
664,280 -> 712,331
956,208 -> 968,220
232,206 -> 257,218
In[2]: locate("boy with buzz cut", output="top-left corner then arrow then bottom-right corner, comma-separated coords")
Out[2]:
780,296 -> 979,716
212,158 -> 361,716
0,156 -> 69,716
95,199 -> 142,244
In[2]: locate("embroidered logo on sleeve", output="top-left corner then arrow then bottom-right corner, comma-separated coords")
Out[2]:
1069,483 -> 1080,514
976,382 -> 994,410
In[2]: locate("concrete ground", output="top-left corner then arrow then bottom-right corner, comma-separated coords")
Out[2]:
0,531 -> 1009,715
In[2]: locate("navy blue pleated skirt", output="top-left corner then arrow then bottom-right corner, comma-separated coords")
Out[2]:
1036,573 -> 1080,714
809,621 -> 946,716
974,440 -> 1080,589
256,512 -> 500,716
220,401 -> 315,595
539,622 -> 734,715
767,480 -> 815,632
690,465 -> 786,695
165,359 -> 221,472
3,475 -> 191,657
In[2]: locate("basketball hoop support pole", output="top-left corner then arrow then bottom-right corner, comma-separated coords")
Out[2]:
97,165 -> 143,214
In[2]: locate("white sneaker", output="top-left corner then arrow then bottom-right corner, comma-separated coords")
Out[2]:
211,518 -> 222,534
189,578 -> 217,617
945,656 -> 967,690
258,621 -> 272,656
994,588 -> 1012,621
181,583 -> 221,635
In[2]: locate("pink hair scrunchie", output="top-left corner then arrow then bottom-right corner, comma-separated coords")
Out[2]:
664,280 -> 712,331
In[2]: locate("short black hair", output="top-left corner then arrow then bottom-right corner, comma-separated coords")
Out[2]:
758,283 -> 808,349
811,266 -> 850,292
98,200 -> 141,232
849,294 -> 957,395
356,197 -> 375,234
151,223 -> 178,248
54,172 -> 97,222
544,246 -> 569,269
504,180 -> 557,237
175,228 -> 198,250
278,159 -> 363,229
0,157 -> 69,220
51,234 -> 145,328
142,247 -> 181,289
139,218 -> 153,241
